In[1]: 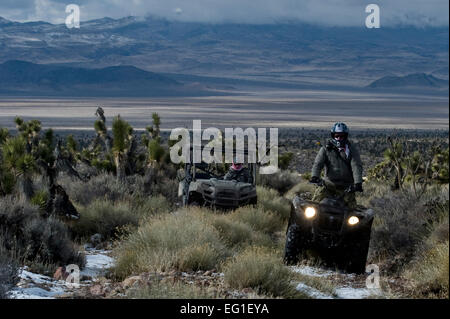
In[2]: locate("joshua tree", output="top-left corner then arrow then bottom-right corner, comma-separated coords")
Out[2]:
112,115 -> 133,181
385,136 -> 406,190
1,136 -> 36,199
145,113 -> 165,166
94,107 -> 112,153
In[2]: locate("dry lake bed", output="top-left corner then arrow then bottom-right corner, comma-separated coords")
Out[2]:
0,89 -> 448,132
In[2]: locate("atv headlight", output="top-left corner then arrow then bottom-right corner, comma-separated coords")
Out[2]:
304,207 -> 316,219
348,216 -> 359,226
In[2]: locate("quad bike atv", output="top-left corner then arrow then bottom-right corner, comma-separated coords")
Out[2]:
284,179 -> 375,273
178,146 -> 257,209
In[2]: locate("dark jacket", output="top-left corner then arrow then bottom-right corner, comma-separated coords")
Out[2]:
311,139 -> 363,187
224,167 -> 253,183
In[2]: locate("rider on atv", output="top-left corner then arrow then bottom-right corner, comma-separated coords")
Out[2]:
223,161 -> 253,184
309,122 -> 363,209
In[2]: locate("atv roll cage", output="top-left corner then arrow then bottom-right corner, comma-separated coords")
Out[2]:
180,145 -> 258,207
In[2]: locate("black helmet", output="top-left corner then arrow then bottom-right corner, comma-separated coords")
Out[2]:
330,122 -> 349,138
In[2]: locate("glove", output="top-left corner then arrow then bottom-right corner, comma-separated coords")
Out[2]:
354,183 -> 363,192
309,176 -> 321,184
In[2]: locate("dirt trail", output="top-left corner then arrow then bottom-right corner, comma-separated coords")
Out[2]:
290,264 -> 384,299
9,248 -> 384,299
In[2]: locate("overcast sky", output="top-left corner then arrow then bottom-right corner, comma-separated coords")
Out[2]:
0,0 -> 448,27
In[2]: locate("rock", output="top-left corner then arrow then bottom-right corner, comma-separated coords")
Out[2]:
89,284 -> 104,296
53,266 -> 69,281
203,270 -> 212,276
242,287 -> 254,294
201,279 -> 209,287
81,275 -> 93,282
90,233 -> 102,246
122,276 -> 142,289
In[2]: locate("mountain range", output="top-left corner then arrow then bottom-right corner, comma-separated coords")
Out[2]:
0,60 -> 226,96
368,73 -> 448,89
0,15 -> 448,95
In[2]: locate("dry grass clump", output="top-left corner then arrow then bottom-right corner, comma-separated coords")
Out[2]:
72,200 -> 139,240
257,186 -> 291,221
127,278 -> 225,299
223,247 -> 303,298
132,195 -> 172,217
60,173 -> 135,206
230,205 -> 284,234
70,194 -> 172,240
113,208 -> 228,279
211,215 -> 272,248
258,170 -> 301,195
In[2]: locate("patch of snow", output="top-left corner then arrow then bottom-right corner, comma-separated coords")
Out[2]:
290,265 -> 335,278
8,287 -> 63,299
296,283 -> 334,299
8,249 -> 115,299
291,265 -> 384,299
81,250 -> 114,278
335,287 -> 383,299
8,267 -> 69,299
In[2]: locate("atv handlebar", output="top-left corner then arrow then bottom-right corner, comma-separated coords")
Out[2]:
310,178 -> 355,194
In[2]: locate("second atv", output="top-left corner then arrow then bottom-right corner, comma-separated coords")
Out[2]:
283,179 -> 375,273
178,161 -> 257,209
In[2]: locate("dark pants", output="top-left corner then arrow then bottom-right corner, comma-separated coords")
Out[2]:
312,182 -> 357,210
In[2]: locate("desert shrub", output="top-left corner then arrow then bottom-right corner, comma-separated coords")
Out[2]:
127,278 -> 226,299
30,189 -> 49,211
0,242 -> 19,299
256,186 -> 291,221
230,206 -> 284,234
403,206 -> 449,298
223,247 -> 301,298
356,180 -> 391,208
0,196 -> 85,269
60,173 -> 129,205
72,200 -> 140,240
150,177 -> 179,204
405,241 -> 449,298
132,195 -> 172,217
369,187 -> 448,273
113,208 -> 228,279
258,170 -> 301,195
284,181 -> 316,201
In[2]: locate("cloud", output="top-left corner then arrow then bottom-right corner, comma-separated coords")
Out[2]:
0,0 -> 448,27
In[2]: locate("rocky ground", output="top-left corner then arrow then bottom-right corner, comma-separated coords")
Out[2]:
9,245 -> 392,299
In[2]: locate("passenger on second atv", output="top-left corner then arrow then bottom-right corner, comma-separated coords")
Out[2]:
309,122 -> 364,210
223,161 -> 253,183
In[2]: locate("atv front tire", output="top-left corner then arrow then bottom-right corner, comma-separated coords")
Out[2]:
284,224 -> 302,265
343,225 -> 372,274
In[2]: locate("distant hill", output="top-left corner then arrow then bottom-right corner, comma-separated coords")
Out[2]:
0,16 -> 448,86
0,60 -> 211,97
368,73 -> 448,89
